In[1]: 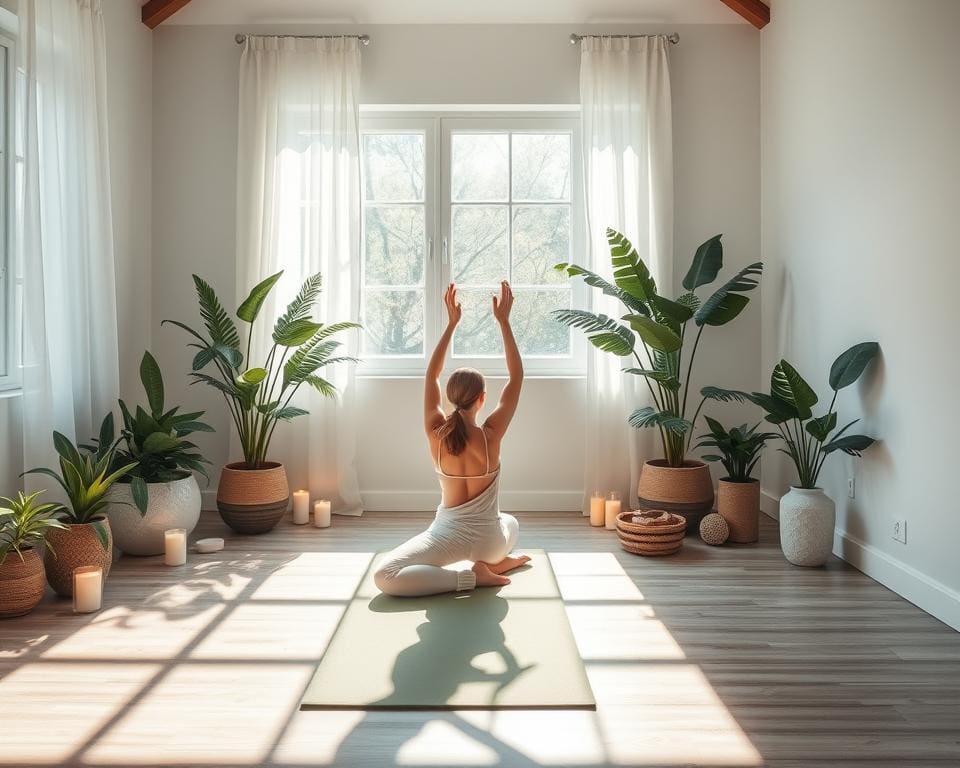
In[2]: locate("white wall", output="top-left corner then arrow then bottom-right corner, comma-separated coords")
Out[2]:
761,0 -> 960,628
151,22 -> 761,511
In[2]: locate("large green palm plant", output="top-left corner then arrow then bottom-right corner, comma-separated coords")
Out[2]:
554,229 -> 763,467
164,271 -> 359,468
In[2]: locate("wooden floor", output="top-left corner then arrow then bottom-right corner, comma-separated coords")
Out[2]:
2,510 -> 959,767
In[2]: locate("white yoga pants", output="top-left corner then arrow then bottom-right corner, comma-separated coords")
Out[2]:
374,514 -> 519,597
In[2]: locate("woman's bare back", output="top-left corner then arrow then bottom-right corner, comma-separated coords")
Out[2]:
430,423 -> 502,508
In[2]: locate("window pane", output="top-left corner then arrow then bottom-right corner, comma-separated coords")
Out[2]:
451,205 -> 508,285
451,133 -> 508,202
364,205 -> 425,286
363,290 -> 424,356
512,133 -> 570,201
512,205 -> 570,286
452,288 -> 501,357
513,289 -> 572,356
363,133 -> 424,201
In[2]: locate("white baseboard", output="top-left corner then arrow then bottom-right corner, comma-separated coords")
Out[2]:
761,489 -> 960,632
202,488 -> 582,514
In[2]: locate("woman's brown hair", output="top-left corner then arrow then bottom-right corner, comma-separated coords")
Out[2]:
435,367 -> 485,456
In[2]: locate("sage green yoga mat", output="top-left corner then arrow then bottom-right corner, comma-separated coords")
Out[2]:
300,550 -> 595,710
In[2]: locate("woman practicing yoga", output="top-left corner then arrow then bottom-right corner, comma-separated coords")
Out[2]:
374,281 -> 530,597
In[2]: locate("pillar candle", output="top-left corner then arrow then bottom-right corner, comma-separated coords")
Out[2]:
605,491 -> 622,530
314,499 -> 331,528
589,491 -> 605,527
292,489 -> 310,525
73,566 -> 103,613
164,528 -> 187,566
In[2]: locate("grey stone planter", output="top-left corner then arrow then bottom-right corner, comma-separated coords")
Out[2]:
106,475 -> 201,556
779,486 -> 836,567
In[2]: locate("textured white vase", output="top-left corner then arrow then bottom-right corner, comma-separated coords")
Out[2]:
778,487 -> 836,567
106,475 -> 202,556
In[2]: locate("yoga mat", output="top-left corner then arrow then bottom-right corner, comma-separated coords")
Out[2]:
300,550 -> 595,710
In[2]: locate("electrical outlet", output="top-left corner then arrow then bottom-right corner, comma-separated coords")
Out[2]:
892,519 -> 907,544
847,477 -> 855,499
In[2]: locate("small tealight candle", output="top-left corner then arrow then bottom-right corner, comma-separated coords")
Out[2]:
73,566 -> 103,613
589,490 -> 605,527
313,499 -> 331,528
164,528 -> 187,566
605,491 -> 622,530
292,489 -> 310,525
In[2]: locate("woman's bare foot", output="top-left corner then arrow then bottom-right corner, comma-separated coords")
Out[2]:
485,554 -> 532,576
472,561 -> 511,587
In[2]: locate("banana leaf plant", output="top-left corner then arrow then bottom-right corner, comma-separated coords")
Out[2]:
23,417 -> 137,550
163,271 -> 359,469
554,228 -> 763,467
84,351 -> 213,515
706,342 -> 879,488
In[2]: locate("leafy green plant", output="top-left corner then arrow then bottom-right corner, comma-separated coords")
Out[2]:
554,229 -> 763,467
695,418 -> 777,483
708,342 -> 879,489
0,491 -> 67,564
23,418 -> 137,549
85,351 -> 213,516
163,271 -> 359,468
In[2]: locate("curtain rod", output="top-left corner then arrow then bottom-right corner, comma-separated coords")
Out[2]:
569,33 -> 679,45
234,33 -> 371,46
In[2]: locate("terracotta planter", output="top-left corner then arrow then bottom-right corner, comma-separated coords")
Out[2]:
779,487 -> 835,567
44,520 -> 113,597
0,548 -> 46,618
217,462 -> 289,535
717,478 -> 761,543
637,459 -> 714,532
106,475 -> 202,556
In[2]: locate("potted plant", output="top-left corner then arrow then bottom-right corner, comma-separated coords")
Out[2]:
710,342 -> 879,565
0,491 -> 66,617
24,421 -> 137,596
696,418 -> 777,543
555,229 -> 763,528
97,351 -> 212,556
164,271 -> 358,534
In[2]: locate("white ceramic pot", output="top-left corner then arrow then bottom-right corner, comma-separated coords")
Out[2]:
778,486 -> 836,567
106,475 -> 202,556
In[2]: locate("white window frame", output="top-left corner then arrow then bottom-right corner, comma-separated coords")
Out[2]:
359,111 -> 586,378
0,31 -> 19,393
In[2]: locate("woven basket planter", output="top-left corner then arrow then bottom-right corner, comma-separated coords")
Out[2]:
717,478 -> 760,543
615,510 -> 687,556
217,462 -> 289,535
0,548 -> 46,618
637,460 -> 714,532
44,520 -> 113,597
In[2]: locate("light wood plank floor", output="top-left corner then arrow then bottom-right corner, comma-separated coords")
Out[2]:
2,510 -> 959,767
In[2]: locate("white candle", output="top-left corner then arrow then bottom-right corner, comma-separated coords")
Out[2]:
164,528 -> 187,566
605,492 -> 622,530
292,489 -> 310,525
73,566 -> 102,613
313,499 -> 331,528
589,490 -> 605,527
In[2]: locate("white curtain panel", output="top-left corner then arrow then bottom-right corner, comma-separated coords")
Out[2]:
579,35 -> 674,511
236,36 -> 363,515
18,0 -> 120,481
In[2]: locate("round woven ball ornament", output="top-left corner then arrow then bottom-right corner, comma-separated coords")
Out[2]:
699,512 -> 729,545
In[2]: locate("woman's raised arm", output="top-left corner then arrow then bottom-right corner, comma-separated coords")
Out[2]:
424,283 -> 461,435
484,281 -> 523,438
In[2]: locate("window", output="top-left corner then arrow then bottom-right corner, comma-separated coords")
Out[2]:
360,115 -> 584,376
0,30 -> 20,392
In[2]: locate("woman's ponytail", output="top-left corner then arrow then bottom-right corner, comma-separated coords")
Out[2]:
435,409 -> 470,456
434,367 -> 485,456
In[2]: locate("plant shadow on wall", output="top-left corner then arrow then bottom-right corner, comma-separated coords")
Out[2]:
554,229 -> 763,528
164,271 -> 360,535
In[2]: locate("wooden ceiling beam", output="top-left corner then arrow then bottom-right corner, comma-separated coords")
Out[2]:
717,0 -> 770,29
141,0 -> 193,29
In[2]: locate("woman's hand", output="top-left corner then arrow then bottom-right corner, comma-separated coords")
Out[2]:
444,283 -> 462,327
492,281 -> 513,325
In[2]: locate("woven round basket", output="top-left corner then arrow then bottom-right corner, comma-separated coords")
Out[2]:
0,548 -> 46,618
637,460 -> 714,532
44,520 -> 113,597
217,462 -> 290,535
615,510 -> 687,556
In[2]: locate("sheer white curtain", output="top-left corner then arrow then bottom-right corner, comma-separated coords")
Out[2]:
236,35 -> 363,515
579,35 -> 673,511
18,0 -> 120,479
